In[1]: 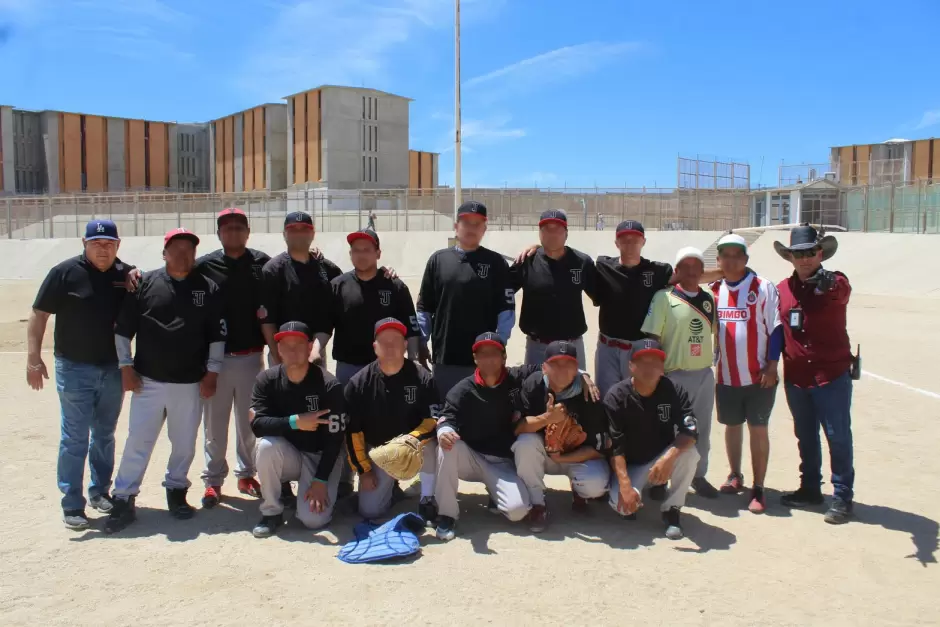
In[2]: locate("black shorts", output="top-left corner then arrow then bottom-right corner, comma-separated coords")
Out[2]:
716,384 -> 776,426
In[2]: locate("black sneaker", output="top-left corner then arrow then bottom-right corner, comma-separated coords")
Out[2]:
662,506 -> 683,540
435,515 -> 456,541
648,484 -> 667,501
89,494 -> 114,513
781,487 -> 825,508
418,496 -> 438,527
166,488 -> 195,520
691,477 -> 720,499
63,509 -> 89,530
104,497 -> 137,534
252,513 -> 284,538
824,499 -> 853,525
487,498 -> 499,514
280,482 -> 297,509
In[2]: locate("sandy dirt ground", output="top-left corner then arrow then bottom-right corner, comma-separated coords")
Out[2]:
0,278 -> 938,627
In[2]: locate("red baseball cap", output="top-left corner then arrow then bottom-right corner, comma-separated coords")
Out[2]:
217,208 -> 248,227
164,228 -> 200,248
374,317 -> 407,338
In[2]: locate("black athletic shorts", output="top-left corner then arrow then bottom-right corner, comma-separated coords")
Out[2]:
716,384 -> 776,426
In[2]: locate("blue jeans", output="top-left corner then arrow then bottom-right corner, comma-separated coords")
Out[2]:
784,371 -> 855,503
55,357 -> 124,511
335,361 -> 369,385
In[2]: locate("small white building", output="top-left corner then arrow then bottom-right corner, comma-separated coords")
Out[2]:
750,178 -> 843,228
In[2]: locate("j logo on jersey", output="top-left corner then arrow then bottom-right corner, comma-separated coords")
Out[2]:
306,395 -> 320,412
657,404 -> 671,423
508,388 -> 520,405
404,386 -> 417,404
252,265 -> 263,280
642,271 -> 654,287
379,290 -> 392,306
476,264 -> 490,279
570,269 -> 582,285
192,291 -> 205,307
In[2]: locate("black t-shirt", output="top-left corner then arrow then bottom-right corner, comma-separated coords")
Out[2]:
249,364 -> 346,481
115,268 -> 226,384
194,248 -> 270,353
509,247 -> 598,342
344,360 -> 439,447
331,271 -> 420,365
438,364 -> 539,458
33,254 -> 134,365
604,377 -> 698,465
595,256 -> 673,339
260,252 -> 342,334
520,371 -> 610,454
417,246 -> 514,367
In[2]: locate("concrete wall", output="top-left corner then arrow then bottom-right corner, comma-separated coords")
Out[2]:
208,123 -> 216,193
168,124 -> 179,190
266,104 -> 288,190
0,106 -> 13,193
285,99 -> 293,189
40,112 -> 59,195
233,113 -> 244,193
106,118 -> 127,192
376,95 -> 409,188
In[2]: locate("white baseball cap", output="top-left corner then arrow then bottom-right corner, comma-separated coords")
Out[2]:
717,233 -> 748,253
675,246 -> 704,267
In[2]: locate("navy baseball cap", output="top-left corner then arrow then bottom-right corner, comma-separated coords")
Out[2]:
274,321 -> 312,342
472,332 -> 505,353
544,340 -> 579,364
457,201 -> 487,222
632,338 -> 665,361
374,317 -> 407,338
539,210 -> 568,229
347,228 -> 380,249
284,211 -> 314,230
163,227 -> 200,248
85,219 -> 119,241
217,208 -> 248,227
616,220 -> 645,238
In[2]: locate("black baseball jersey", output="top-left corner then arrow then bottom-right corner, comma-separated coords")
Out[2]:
115,268 -> 226,384
509,247 -> 598,342
594,256 -> 673,340
604,377 -> 698,465
417,247 -> 514,367
331,271 -> 420,365
194,248 -> 270,353
344,360 -> 439,447
249,364 -> 346,482
33,254 -> 134,365
520,372 -> 610,454
437,364 -> 539,458
260,252 -> 342,335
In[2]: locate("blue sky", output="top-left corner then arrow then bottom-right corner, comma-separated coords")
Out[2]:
2,0 -> 940,188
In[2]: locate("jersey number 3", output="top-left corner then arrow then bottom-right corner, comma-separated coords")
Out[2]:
219,319 -> 228,337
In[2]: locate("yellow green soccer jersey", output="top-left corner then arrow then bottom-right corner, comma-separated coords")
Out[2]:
641,287 -> 716,372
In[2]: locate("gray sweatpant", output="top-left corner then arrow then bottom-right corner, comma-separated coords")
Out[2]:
666,367 -> 715,478
608,446 -> 700,513
358,441 -> 438,519
112,377 -> 203,498
524,337 -> 586,369
255,436 -> 345,529
595,335 -> 637,398
201,353 -> 263,487
435,440 -> 530,522
432,365 -> 476,402
512,433 -> 609,506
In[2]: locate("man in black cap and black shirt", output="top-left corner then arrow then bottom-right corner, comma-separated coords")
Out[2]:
509,210 -> 597,368
604,338 -> 700,540
417,201 -> 516,399
249,321 -> 348,538
331,228 -> 420,385
344,318 -> 440,521
195,208 -> 271,508
106,228 -> 227,533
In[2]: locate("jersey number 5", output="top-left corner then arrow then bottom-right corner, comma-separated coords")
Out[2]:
504,288 -> 514,306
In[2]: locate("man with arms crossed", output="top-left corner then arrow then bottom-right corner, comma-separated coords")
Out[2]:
106,229 -> 226,533
710,233 -> 782,514
249,322 -> 348,538
605,339 -> 700,540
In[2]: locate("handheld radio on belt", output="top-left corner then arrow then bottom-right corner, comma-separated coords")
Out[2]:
850,344 -> 862,380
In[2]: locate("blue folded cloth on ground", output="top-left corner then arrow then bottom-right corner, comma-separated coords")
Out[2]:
337,512 -> 426,564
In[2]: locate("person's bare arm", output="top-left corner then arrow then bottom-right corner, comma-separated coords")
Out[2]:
26,310 -> 51,390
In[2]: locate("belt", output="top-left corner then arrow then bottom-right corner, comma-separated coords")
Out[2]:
598,334 -> 633,351
527,334 -> 579,344
226,347 -> 265,357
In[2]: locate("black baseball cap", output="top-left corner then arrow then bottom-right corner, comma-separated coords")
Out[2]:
457,200 -> 487,222
374,317 -> 407,338
217,208 -> 248,227
632,338 -> 665,361
544,340 -> 579,364
284,211 -> 314,230
347,228 -> 380,249
85,219 -> 119,241
616,220 -> 645,238
472,332 -> 505,353
538,210 -> 568,229
274,321 -> 312,342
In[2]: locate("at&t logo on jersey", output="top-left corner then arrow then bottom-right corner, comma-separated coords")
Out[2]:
404,385 -> 417,404
476,264 -> 490,279
379,290 -> 392,306
192,291 -> 205,307
570,269 -> 582,285
688,318 -> 704,356
718,307 -> 750,321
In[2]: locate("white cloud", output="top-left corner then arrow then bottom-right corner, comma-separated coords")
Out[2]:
437,115 -> 525,153
916,109 -> 940,130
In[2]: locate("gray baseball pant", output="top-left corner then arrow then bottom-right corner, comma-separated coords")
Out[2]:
524,336 -> 586,369
594,335 -> 636,399
255,436 -> 345,529
201,352 -> 263,487
358,441 -> 438,519
112,377 -> 203,499
666,367 -> 715,479
432,365 -> 476,402
435,440 -> 530,522
512,433 -> 609,506
608,446 -> 700,513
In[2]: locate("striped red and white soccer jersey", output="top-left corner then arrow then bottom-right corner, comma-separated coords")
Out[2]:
710,272 -> 782,386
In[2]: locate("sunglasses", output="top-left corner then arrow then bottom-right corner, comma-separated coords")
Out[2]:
790,247 -> 820,259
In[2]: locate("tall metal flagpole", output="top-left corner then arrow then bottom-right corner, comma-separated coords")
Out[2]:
453,0 -> 462,221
